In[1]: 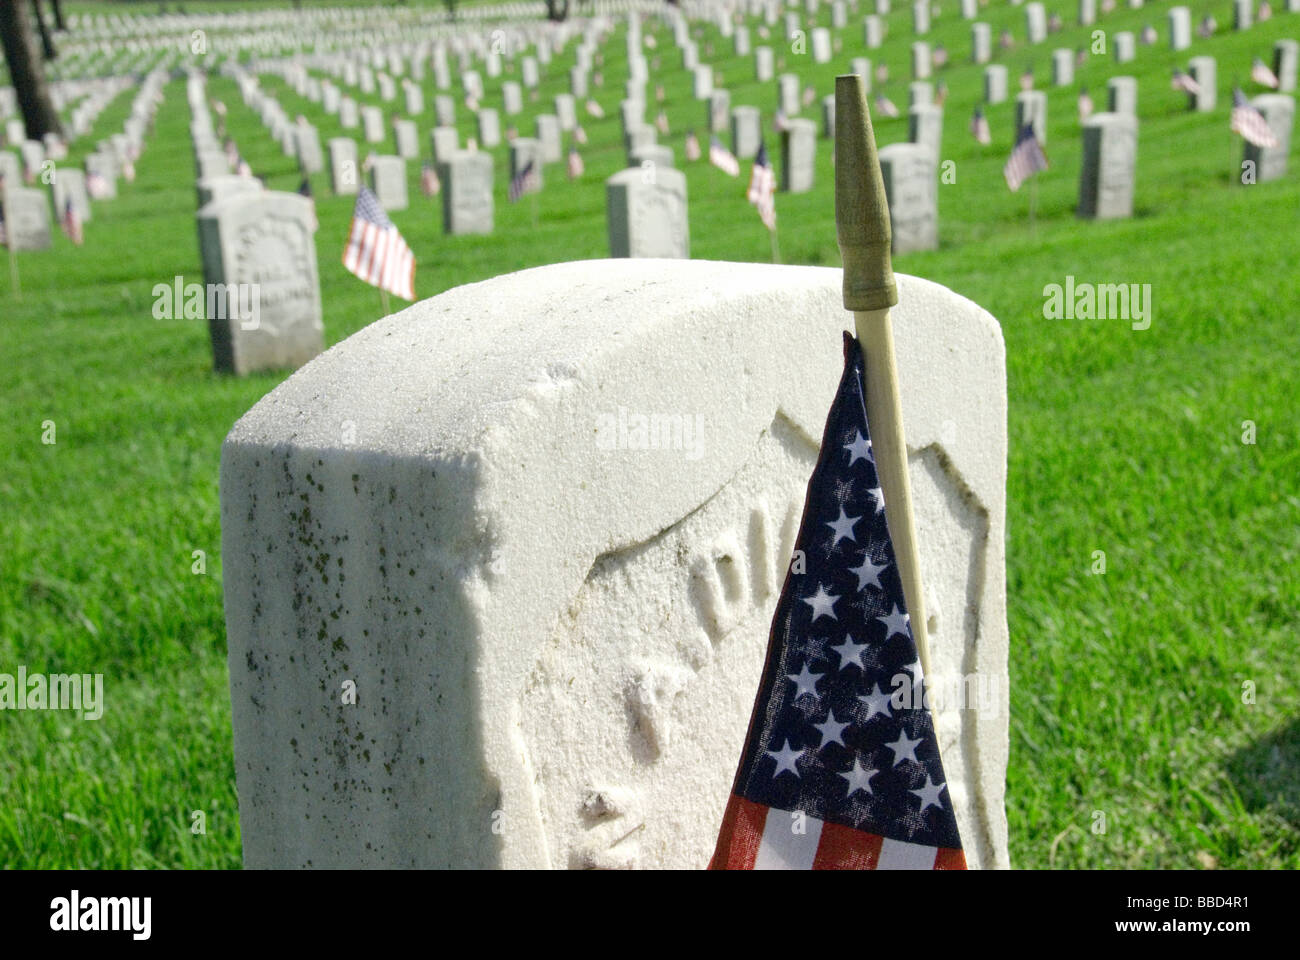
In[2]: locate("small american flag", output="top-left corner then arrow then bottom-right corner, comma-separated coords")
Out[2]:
574,125 -> 588,145
123,158 -> 135,183
746,141 -> 776,231
237,158 -> 253,178
655,84 -> 666,102
709,136 -> 740,176
970,105 -> 991,145
875,64 -> 889,84
774,109 -> 790,133
874,94 -> 899,119
685,130 -> 702,162
508,159 -> 539,202
1251,58 -> 1280,89
935,81 -> 949,107
802,86 -> 817,108
656,109 -> 670,135
1198,15 -> 1216,38
1171,69 -> 1202,96
1078,86 -> 1094,121
1004,123 -> 1048,192
584,99 -> 604,118
420,162 -> 441,197
61,198 -> 84,246
1141,24 -> 1158,45
710,333 -> 966,871
342,185 -> 415,301
86,170 -> 110,199
1231,87 -> 1279,148
566,144 -> 584,180
1259,1 -> 1273,20
932,45 -> 949,69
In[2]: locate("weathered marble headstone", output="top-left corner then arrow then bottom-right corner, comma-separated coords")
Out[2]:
778,74 -> 801,116
606,167 -> 689,258
973,23 -> 992,64
478,109 -> 502,149
296,124 -> 324,174
197,191 -> 322,375
1025,2 -> 1047,43
910,82 -> 934,108
430,126 -> 459,166
735,26 -> 751,57
913,0 -> 931,33
1114,32 -> 1136,63
404,83 -> 424,117
821,95 -> 837,139
328,137 -> 359,195
1243,94 -> 1294,181
731,106 -> 762,159
963,0 -> 980,17
368,155 -> 408,211
693,66 -> 714,101
571,67 -> 589,99
1052,49 -> 1075,86
780,118 -> 816,193
985,65 -> 1008,104
1275,40 -> 1299,94
0,151 -> 22,187
912,42 -> 932,80
1187,57 -> 1217,111
1107,76 -> 1138,116
219,259 -> 1010,870
85,153 -> 118,198
865,15 -> 885,49
1233,0 -> 1253,30
440,151 -> 493,235
879,142 -> 938,253
435,95 -> 456,127
555,94 -> 578,132
536,115 -> 563,163
630,144 -> 675,171
909,104 -> 944,162
504,82 -> 524,116
340,97 -> 360,129
197,174 -> 262,208
391,120 -> 418,160
362,106 -> 385,144
1078,112 -> 1137,218
1015,90 -> 1048,144
1168,7 -> 1192,50
51,168 -> 91,224
755,46 -> 775,83
1,186 -> 52,250
812,28 -> 833,63
1079,0 -> 1097,24
852,57 -> 873,91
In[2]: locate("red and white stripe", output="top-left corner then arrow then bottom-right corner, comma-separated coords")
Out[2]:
343,218 -> 415,301
711,796 -> 967,870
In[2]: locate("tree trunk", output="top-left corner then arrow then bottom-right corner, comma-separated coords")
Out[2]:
51,0 -> 67,33
545,0 -> 569,22
31,0 -> 57,61
0,1 -> 63,140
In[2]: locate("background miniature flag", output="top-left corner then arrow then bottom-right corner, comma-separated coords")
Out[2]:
61,198 -> 84,246
420,162 -> 441,197
1004,123 -> 1048,191
656,109 -> 670,135
710,333 -> 966,871
685,130 -> 702,162
567,144 -> 584,180
873,94 -> 899,118
1231,88 -> 1279,147
1078,86 -> 1094,120
1020,65 -> 1034,90
584,99 -> 604,118
746,141 -> 776,231
1251,57 -> 1280,89
1171,69 -> 1201,96
86,169 -> 110,199
508,159 -> 540,202
970,106 -> 991,145
342,185 -> 415,301
709,136 -> 740,176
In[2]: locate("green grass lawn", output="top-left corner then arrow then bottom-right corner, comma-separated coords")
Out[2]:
2,2 -> 1298,869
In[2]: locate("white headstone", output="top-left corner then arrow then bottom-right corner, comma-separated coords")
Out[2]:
780,118 -> 817,193
1,186 -> 52,250
1243,94 -> 1294,181
1079,112 -> 1137,218
439,151 -> 493,235
606,167 -> 689,258
220,259 -> 1009,870
328,137 -> 359,195
1187,57 -> 1217,111
368,155 -> 408,211
196,191 -> 323,375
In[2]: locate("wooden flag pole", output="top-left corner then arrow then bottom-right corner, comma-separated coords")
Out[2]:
834,74 -> 932,680
8,244 -> 19,300
380,288 -> 390,316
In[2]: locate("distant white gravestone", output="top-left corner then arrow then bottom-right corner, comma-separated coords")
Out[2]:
221,259 -> 1010,870
197,191 -> 323,375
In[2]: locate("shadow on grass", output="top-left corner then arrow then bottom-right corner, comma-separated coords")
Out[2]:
1226,717 -> 1300,830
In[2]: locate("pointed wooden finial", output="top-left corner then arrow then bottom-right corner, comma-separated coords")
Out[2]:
834,74 -> 897,312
